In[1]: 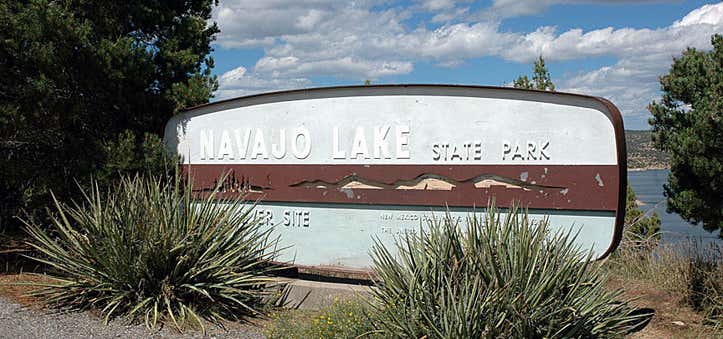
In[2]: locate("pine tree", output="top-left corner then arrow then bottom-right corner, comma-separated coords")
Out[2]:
0,0 -> 218,230
649,34 -> 723,237
513,56 -> 555,91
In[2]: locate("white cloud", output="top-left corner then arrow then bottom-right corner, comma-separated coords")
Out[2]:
561,62 -> 660,127
255,56 -> 414,78
673,2 -> 723,27
414,0 -> 473,23
215,66 -> 311,99
486,0 -> 667,18
212,0 -> 723,128
417,0 -> 458,11
212,0 -> 342,48
487,0 -> 560,17
430,6 -> 470,23
214,1 -> 413,80
557,2 -> 723,127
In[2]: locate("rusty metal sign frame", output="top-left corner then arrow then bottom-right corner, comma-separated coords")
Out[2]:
167,85 -> 627,278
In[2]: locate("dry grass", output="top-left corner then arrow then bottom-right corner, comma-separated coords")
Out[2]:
607,277 -> 718,338
604,236 -> 722,337
605,241 -> 690,292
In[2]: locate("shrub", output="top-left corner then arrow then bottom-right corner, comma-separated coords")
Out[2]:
22,175 -> 283,332
605,239 -> 689,292
623,185 -> 661,246
370,205 -> 645,338
685,241 -> 722,327
99,130 -> 178,186
605,238 -> 722,329
264,298 -> 382,338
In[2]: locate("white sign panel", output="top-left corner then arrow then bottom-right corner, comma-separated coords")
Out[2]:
165,85 -> 626,273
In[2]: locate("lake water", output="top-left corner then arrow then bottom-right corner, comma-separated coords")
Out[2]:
628,169 -> 721,245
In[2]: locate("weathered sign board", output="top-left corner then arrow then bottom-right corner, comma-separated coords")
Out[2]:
164,85 -> 626,273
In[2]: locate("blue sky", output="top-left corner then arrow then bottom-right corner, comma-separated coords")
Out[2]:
209,1 -> 723,130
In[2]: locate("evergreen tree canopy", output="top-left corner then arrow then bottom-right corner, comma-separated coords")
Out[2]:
0,0 -> 218,230
649,34 -> 723,237
513,56 -> 555,91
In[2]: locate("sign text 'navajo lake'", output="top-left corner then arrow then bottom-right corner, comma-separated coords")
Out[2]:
164,85 -> 627,273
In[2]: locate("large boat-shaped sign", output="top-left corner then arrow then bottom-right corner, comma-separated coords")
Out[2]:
164,85 -> 626,274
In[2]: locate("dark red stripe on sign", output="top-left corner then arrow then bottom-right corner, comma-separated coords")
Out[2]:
182,164 -> 620,212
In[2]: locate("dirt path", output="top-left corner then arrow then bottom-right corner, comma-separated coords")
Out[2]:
607,277 -> 721,338
0,274 -> 264,339
1,273 -> 720,338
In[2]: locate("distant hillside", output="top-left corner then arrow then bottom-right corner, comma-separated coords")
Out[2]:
625,130 -> 670,170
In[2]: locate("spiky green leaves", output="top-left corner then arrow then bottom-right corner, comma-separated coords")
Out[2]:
370,205 -> 645,338
22,175 -> 283,332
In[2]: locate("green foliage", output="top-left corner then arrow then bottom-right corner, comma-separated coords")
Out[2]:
370,205 -> 644,338
648,34 -> 723,237
265,298 -> 382,338
512,75 -> 533,89
624,185 -> 661,244
513,56 -> 556,91
21,175 -> 283,332
99,130 -> 177,185
0,0 -> 218,231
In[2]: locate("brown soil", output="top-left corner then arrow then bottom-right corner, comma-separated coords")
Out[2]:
0,273 -> 58,309
607,276 -> 721,338
0,233 -> 46,273
1,273 -> 721,338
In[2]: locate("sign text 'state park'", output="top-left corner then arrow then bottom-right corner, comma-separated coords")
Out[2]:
164,85 -> 627,274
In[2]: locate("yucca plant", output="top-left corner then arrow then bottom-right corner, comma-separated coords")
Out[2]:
22,174 -> 284,332
370,204 -> 646,338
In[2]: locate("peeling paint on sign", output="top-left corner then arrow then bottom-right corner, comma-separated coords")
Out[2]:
165,85 -> 627,273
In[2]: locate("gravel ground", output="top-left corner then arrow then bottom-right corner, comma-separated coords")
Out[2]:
0,297 -> 264,339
